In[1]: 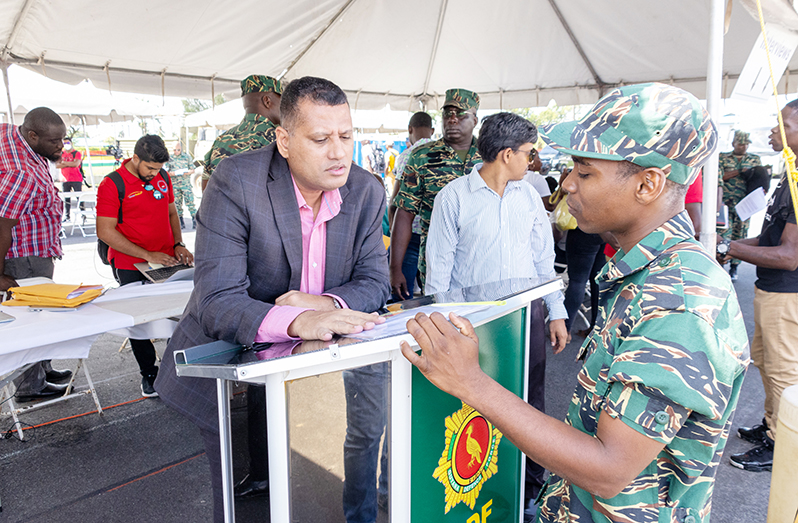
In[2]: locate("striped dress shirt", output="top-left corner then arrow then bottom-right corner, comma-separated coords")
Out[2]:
426,164 -> 566,320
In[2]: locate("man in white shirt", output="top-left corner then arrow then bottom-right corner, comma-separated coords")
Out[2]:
425,111 -> 568,511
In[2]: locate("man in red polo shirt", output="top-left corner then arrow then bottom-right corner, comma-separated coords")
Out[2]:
55,138 -> 83,221
96,134 -> 194,397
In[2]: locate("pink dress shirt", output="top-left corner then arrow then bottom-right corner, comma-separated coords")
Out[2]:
254,176 -> 346,343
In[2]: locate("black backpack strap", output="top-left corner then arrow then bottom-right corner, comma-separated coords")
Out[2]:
160,168 -> 172,190
105,171 -> 126,224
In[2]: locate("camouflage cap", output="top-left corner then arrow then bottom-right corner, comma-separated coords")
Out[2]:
443,88 -> 480,111
732,130 -> 752,145
240,75 -> 283,96
541,83 -> 718,185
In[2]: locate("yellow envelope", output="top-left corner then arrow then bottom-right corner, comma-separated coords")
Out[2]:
3,283 -> 103,308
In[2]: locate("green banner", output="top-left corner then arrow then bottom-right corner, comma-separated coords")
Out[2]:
411,308 -> 527,523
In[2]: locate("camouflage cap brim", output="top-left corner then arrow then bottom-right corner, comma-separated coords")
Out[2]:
540,83 -> 718,185
541,120 -> 625,162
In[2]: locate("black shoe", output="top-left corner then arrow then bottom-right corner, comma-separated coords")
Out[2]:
192,216 -> 197,229
738,418 -> 769,444
15,381 -> 69,402
729,439 -> 773,472
45,368 -> 73,383
141,375 -> 158,398
179,216 -> 185,230
234,474 -> 270,498
729,265 -> 738,281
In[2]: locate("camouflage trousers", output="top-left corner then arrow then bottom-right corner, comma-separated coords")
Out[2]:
173,174 -> 196,218
717,201 -> 749,268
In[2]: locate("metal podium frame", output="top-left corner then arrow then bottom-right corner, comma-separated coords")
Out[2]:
174,278 -> 563,523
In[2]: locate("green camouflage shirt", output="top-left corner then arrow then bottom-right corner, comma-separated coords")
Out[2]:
392,136 -> 480,287
718,151 -> 761,206
202,113 -> 277,181
537,211 -> 749,523
166,151 -> 194,175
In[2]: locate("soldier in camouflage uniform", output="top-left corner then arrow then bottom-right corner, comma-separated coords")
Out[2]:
717,130 -> 761,280
201,74 -> 282,191
391,88 -> 481,296
400,84 -> 749,523
165,141 -> 196,229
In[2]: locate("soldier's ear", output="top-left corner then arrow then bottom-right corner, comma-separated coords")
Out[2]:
262,93 -> 272,109
634,167 -> 667,205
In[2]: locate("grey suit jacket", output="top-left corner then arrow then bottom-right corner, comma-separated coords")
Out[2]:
155,143 -> 390,432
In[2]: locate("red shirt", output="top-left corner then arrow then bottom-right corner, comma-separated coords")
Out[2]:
96,159 -> 175,270
0,124 -> 63,259
685,171 -> 703,204
60,149 -> 83,182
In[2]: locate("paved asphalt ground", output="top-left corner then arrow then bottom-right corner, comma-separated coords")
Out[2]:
0,226 -> 772,522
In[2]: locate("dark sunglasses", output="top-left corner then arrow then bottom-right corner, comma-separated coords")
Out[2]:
442,108 -> 472,120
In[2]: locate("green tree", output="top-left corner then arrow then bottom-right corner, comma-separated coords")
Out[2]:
512,104 -> 571,128
182,94 -> 226,114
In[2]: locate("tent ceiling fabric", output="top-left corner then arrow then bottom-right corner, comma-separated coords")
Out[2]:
2,0 -> 797,109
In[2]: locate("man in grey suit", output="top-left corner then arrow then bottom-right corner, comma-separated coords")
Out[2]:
155,76 -> 390,522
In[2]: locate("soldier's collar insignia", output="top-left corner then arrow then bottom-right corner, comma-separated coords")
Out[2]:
433,402 -> 502,513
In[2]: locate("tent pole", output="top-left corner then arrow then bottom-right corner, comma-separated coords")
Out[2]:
701,0 -> 724,252
1,60 -> 14,125
80,115 -> 95,188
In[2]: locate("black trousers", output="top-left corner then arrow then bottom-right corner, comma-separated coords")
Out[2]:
110,261 -> 158,377
564,228 -> 605,332
62,181 -> 82,217
525,299 -> 547,501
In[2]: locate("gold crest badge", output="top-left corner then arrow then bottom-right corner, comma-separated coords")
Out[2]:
433,402 -> 502,513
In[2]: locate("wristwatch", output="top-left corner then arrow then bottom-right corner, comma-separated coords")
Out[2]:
173,241 -> 186,249
716,239 -> 731,257
331,297 -> 342,309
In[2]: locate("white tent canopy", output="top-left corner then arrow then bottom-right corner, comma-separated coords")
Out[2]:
0,64 -> 183,125
2,0 -> 798,110
186,98 -> 413,133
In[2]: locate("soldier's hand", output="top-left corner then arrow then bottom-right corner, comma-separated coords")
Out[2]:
145,251 -> 180,267
390,266 -> 411,299
287,310 -> 384,341
400,312 -> 486,402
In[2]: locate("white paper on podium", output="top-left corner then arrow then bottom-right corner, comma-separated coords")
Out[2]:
735,188 -> 768,222
344,303 -> 489,341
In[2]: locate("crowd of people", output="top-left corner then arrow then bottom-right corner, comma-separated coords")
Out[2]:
2,73 -> 797,523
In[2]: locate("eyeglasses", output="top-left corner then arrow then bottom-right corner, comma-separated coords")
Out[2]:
442,108 -> 472,121
528,149 -> 537,162
144,183 -> 165,200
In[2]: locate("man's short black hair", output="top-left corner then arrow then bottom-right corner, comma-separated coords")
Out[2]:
477,112 -> 538,163
409,111 -> 432,129
21,107 -> 64,134
786,98 -> 798,111
134,135 -> 170,163
280,76 -> 348,130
